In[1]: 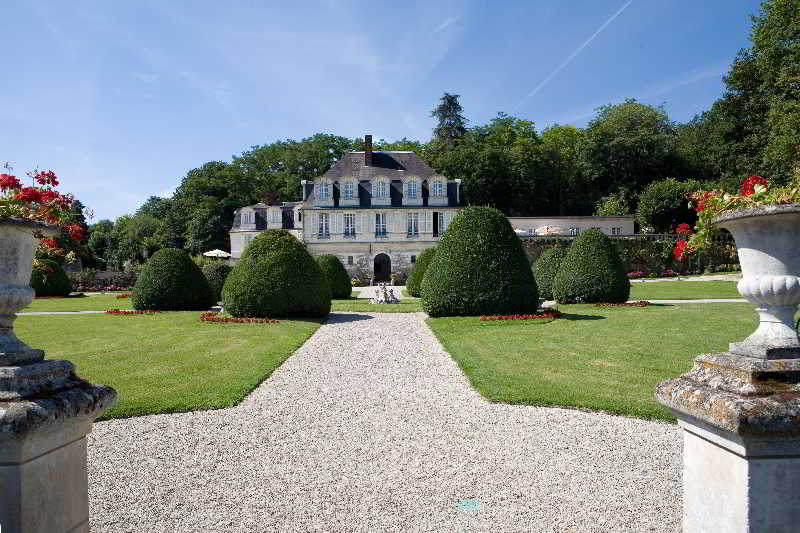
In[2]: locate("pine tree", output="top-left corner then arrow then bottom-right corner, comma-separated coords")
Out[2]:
430,92 -> 467,150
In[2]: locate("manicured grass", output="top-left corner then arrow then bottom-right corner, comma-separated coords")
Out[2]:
331,298 -> 423,313
22,293 -> 134,312
629,280 -> 741,300
15,312 -> 321,419
427,303 -> 763,421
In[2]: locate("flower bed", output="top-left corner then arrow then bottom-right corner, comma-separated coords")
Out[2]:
115,293 -> 132,299
480,309 -> 562,321
200,312 -> 279,324
595,301 -> 651,307
75,284 -> 133,292
106,309 -> 160,315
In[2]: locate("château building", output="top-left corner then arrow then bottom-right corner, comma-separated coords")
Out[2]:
229,135 -> 634,282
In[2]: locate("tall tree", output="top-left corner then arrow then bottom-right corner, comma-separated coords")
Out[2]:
430,92 -> 468,151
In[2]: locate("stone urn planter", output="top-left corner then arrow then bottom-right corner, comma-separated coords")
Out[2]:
0,217 -> 117,533
711,204 -> 800,358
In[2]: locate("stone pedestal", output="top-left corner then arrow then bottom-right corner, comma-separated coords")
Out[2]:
657,352 -> 800,533
0,218 -> 117,533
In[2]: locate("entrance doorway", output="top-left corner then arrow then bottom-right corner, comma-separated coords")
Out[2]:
373,253 -> 391,282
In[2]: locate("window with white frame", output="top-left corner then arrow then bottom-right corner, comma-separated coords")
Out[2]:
243,234 -> 255,246
407,179 -> 418,198
318,213 -> 330,237
374,180 -> 389,198
318,182 -> 331,199
343,181 -> 356,199
569,227 -> 580,236
407,212 -> 419,236
612,227 -> 621,235
348,256 -> 353,265
375,213 -> 387,236
432,180 -> 444,197
241,212 -> 254,224
269,210 -> 281,224
344,213 -> 356,237
437,212 -> 445,236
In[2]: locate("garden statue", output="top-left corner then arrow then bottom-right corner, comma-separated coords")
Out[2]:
371,283 -> 399,305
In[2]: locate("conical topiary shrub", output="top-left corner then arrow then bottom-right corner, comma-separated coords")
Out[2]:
202,261 -> 233,302
533,247 -> 569,300
133,248 -> 215,310
30,259 -> 72,297
421,206 -> 538,317
316,254 -> 351,299
406,247 -> 436,297
552,229 -> 630,303
223,229 -> 331,318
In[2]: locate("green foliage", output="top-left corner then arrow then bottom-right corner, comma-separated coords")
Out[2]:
30,259 -> 72,297
636,178 -> 703,233
552,230 -> 630,304
223,230 -> 331,318
202,262 -> 233,302
315,254 -> 351,299
430,92 -> 467,151
132,248 -> 214,311
421,206 -> 538,317
406,247 -> 437,297
532,247 -> 569,300
594,189 -> 632,216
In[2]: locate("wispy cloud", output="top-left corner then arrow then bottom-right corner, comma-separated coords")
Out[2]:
433,15 -> 461,34
514,0 -> 634,111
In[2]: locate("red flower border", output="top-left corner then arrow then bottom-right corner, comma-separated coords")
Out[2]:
480,310 -> 562,321
200,312 -> 279,324
595,301 -> 651,307
106,309 -> 160,315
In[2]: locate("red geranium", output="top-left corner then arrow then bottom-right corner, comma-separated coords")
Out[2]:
675,223 -> 692,236
39,189 -> 60,203
0,173 -> 21,190
14,187 -> 42,203
673,239 -> 689,261
33,170 -> 59,187
740,175 -> 768,196
40,238 -> 61,250
66,223 -> 86,241
55,193 -> 73,209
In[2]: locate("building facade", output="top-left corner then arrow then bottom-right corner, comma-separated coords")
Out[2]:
229,135 -> 636,281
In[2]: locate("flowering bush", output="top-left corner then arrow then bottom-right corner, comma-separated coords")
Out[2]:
200,312 -> 278,324
683,174 -> 800,254
595,301 -> 651,307
115,293 -> 132,299
480,309 -> 562,321
659,269 -> 678,277
627,271 -> 645,279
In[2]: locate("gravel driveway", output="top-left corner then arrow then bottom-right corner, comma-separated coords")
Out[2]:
88,312 -> 681,532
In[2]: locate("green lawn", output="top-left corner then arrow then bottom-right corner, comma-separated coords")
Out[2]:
427,303 -> 762,421
23,293 -> 134,312
15,312 -> 320,419
331,298 -> 423,313
629,280 -> 741,300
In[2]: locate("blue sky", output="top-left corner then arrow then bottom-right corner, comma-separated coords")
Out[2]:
1,0 -> 759,221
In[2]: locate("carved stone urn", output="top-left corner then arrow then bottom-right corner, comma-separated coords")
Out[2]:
656,204 -> 800,533
0,217 -> 117,533
713,204 -> 800,358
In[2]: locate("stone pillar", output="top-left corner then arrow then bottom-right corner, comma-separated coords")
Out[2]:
0,219 -> 116,533
657,353 -> 800,532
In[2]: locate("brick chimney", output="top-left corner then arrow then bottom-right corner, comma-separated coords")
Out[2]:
364,134 -> 373,166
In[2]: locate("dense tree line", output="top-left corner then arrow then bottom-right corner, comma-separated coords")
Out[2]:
87,0 -> 799,269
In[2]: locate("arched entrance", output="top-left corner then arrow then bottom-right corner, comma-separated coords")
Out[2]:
373,253 -> 391,282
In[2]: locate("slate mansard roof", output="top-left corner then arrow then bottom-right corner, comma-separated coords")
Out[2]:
322,151 -> 440,181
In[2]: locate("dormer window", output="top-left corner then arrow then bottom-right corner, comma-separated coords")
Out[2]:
343,181 -> 356,199
432,180 -> 445,197
318,181 -> 331,199
374,179 -> 389,198
407,179 -> 419,199
242,212 -> 255,224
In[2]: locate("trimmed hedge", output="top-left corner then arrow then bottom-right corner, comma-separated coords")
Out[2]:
421,206 -> 538,317
316,254 -> 351,299
223,229 -> 331,318
31,259 -> 72,297
406,247 -> 436,297
552,229 -> 630,304
533,247 -> 569,300
133,248 -> 215,311
202,262 -> 233,302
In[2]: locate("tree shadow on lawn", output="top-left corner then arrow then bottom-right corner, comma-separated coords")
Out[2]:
559,313 -> 606,321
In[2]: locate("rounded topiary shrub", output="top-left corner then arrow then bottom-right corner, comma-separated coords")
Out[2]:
421,206 -> 538,317
30,259 -> 72,297
202,261 -> 233,302
533,247 -> 569,300
406,247 -> 436,297
133,248 -> 215,310
316,254 -> 351,299
552,229 -> 630,303
223,229 -> 331,318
